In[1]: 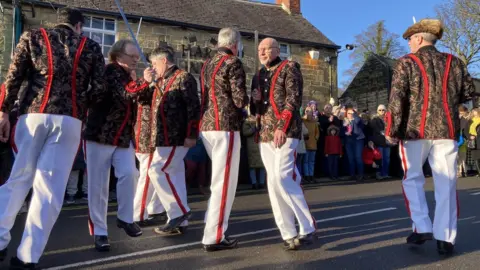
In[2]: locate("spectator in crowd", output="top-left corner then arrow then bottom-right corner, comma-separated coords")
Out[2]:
362,141 -> 382,180
307,100 -> 319,120
369,104 -> 392,179
324,125 -> 342,180
242,112 -> 266,190
185,138 -> 209,195
65,146 -> 88,204
296,119 -> 309,180
344,107 -> 365,181
469,108 -> 480,176
458,105 -> 470,177
317,103 -> 342,177
303,107 -> 320,183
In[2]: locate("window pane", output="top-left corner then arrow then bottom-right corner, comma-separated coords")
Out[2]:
84,16 -> 91,28
82,31 -> 91,38
103,46 -> 111,56
105,19 -> 115,31
92,17 -> 103,29
92,32 -> 102,44
280,44 -> 289,54
104,34 -> 115,46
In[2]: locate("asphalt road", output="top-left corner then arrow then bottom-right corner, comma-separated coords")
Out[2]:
3,177 -> 480,270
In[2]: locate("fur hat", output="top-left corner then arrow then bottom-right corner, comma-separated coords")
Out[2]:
326,125 -> 340,135
402,19 -> 444,40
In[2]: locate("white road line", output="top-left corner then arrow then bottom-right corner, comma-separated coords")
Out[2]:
44,207 -> 397,270
471,192 -> 480,196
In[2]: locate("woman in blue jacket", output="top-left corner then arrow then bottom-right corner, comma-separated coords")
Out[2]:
343,108 -> 365,181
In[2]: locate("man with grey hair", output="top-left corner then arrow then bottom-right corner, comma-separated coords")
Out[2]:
138,45 -> 200,235
386,19 -> 475,255
199,27 -> 248,251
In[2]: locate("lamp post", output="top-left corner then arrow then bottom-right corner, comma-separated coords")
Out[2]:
324,44 -> 355,105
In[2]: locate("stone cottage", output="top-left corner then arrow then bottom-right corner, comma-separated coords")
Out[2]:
0,0 -> 340,106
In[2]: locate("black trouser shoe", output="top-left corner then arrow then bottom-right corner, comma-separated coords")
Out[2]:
0,247 -> 7,262
161,211 -> 192,232
204,237 -> 238,252
406,232 -> 433,245
283,238 -> 298,251
437,240 -> 454,255
94,235 -> 111,252
297,233 -> 315,246
137,212 -> 167,227
154,226 -> 187,236
9,257 -> 36,270
117,218 -> 142,237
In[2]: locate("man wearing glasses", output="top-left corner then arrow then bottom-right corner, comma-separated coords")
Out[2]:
385,19 -> 475,255
0,8 -> 106,268
84,39 -> 145,252
251,38 -> 316,251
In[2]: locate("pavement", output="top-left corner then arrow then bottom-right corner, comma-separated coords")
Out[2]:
3,176 -> 480,270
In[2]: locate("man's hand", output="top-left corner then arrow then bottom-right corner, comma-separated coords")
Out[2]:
329,115 -> 334,122
184,138 -> 197,148
252,88 -> 261,102
130,69 -> 137,81
143,68 -> 155,83
274,129 -> 287,148
471,135 -> 475,140
0,112 -> 10,143
385,136 -> 398,145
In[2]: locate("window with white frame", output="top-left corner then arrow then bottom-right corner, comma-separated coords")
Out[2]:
82,16 -> 116,57
279,43 -> 290,60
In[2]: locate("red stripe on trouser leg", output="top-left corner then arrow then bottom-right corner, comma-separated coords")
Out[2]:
292,151 -> 297,181
88,214 -> 94,235
400,141 -> 416,233
216,131 -> 235,244
162,147 -> 187,214
139,153 -> 154,221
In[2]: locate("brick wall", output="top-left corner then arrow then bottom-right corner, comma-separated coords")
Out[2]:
0,5 -> 337,107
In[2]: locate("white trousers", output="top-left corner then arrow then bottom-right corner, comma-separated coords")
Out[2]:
260,139 -> 316,240
148,146 -> 189,225
66,170 -> 88,196
134,153 -> 165,222
201,131 -> 240,245
399,139 -> 458,244
0,114 -> 81,263
85,140 -> 138,236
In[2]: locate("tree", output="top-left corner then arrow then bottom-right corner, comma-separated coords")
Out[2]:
436,0 -> 480,75
342,20 -> 407,88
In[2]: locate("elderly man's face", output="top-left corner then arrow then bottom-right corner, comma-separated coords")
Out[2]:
408,34 -> 423,53
258,38 -> 280,66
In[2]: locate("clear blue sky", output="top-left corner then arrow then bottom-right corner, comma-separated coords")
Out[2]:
259,0 -> 444,87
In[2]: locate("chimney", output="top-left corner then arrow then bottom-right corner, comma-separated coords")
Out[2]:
276,0 -> 301,14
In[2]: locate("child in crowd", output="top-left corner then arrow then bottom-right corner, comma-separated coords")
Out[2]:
303,107 -> 320,183
324,125 -> 342,180
362,141 -> 382,180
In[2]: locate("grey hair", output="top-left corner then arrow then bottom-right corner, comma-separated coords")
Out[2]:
109,39 -> 136,63
149,45 -> 175,64
419,32 -> 438,45
218,27 -> 241,48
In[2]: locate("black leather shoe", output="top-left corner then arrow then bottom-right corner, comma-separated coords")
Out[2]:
94,235 -> 111,252
406,232 -> 433,245
161,211 -> 192,232
283,238 -> 298,251
154,226 -> 187,236
437,240 -> 454,255
203,236 -> 238,252
117,218 -> 142,237
296,232 -> 315,246
9,257 -> 36,270
0,247 -> 7,262
137,212 -> 167,227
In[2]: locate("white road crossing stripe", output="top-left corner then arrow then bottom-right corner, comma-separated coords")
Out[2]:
471,192 -> 480,196
44,207 -> 397,270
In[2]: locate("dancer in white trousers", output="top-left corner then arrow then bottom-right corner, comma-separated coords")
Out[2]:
386,19 -> 475,255
251,38 -> 316,251
84,39 -> 146,252
134,46 -> 200,235
0,8 -> 106,268
199,28 -> 248,251
133,102 -> 165,226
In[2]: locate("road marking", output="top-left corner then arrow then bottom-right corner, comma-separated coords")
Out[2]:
44,207 -> 397,270
471,192 -> 480,196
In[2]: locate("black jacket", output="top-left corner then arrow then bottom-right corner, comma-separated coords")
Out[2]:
369,116 -> 388,147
